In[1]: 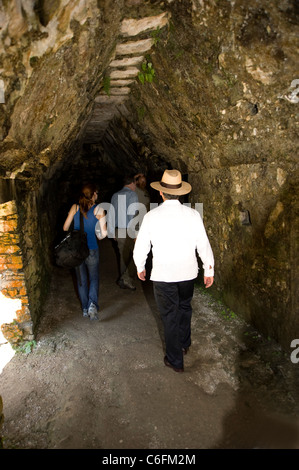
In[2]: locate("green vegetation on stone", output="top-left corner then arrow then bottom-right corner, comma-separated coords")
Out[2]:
103,76 -> 111,96
14,340 -> 37,354
138,60 -> 155,85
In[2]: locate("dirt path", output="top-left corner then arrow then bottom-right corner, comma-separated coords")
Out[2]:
1,238 -> 299,449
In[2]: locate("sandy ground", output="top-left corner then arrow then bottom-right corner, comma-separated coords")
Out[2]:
1,238 -> 299,450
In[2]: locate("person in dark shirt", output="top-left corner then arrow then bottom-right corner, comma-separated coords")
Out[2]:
107,175 -> 139,291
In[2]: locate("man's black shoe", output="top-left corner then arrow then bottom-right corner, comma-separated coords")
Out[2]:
116,279 -> 136,291
164,356 -> 184,373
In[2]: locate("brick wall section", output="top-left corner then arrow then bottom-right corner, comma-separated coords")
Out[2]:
0,200 -> 32,345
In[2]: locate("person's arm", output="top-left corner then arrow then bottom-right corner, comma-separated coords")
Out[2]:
137,269 -> 146,281
133,214 -> 151,281
94,206 -> 107,239
63,204 -> 77,231
204,276 -> 214,288
99,213 -> 107,239
195,212 -> 214,287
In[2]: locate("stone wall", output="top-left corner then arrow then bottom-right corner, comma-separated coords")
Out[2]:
189,165 -> 299,350
0,200 -> 32,345
117,0 -> 299,349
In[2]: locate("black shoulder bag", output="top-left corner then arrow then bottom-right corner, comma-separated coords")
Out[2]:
55,210 -> 89,269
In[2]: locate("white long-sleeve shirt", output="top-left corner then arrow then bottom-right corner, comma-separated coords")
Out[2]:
133,200 -> 214,282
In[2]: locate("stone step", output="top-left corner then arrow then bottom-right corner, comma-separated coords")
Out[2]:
109,67 -> 139,79
83,10 -> 170,143
94,95 -> 128,104
91,108 -> 119,119
110,79 -> 135,87
120,12 -> 170,37
115,38 -> 154,56
99,87 -> 131,96
109,56 -> 144,68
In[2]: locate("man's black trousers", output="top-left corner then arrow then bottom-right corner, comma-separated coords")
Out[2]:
153,279 -> 195,370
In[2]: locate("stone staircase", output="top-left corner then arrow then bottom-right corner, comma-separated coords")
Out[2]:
83,11 -> 170,143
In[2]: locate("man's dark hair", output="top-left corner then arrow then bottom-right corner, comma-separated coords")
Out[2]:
123,174 -> 136,186
162,192 -> 180,200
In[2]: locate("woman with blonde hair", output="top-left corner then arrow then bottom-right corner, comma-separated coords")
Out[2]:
63,183 -> 107,320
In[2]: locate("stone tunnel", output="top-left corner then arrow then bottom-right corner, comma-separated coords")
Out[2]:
0,0 -> 298,359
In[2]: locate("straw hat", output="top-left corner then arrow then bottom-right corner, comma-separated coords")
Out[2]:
150,169 -> 192,195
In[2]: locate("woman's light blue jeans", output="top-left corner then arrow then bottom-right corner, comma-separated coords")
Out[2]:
76,249 -> 100,312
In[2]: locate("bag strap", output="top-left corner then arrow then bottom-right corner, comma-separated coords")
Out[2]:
80,210 -> 84,234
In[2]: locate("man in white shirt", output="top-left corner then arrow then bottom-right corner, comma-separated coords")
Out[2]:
133,169 -> 214,373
